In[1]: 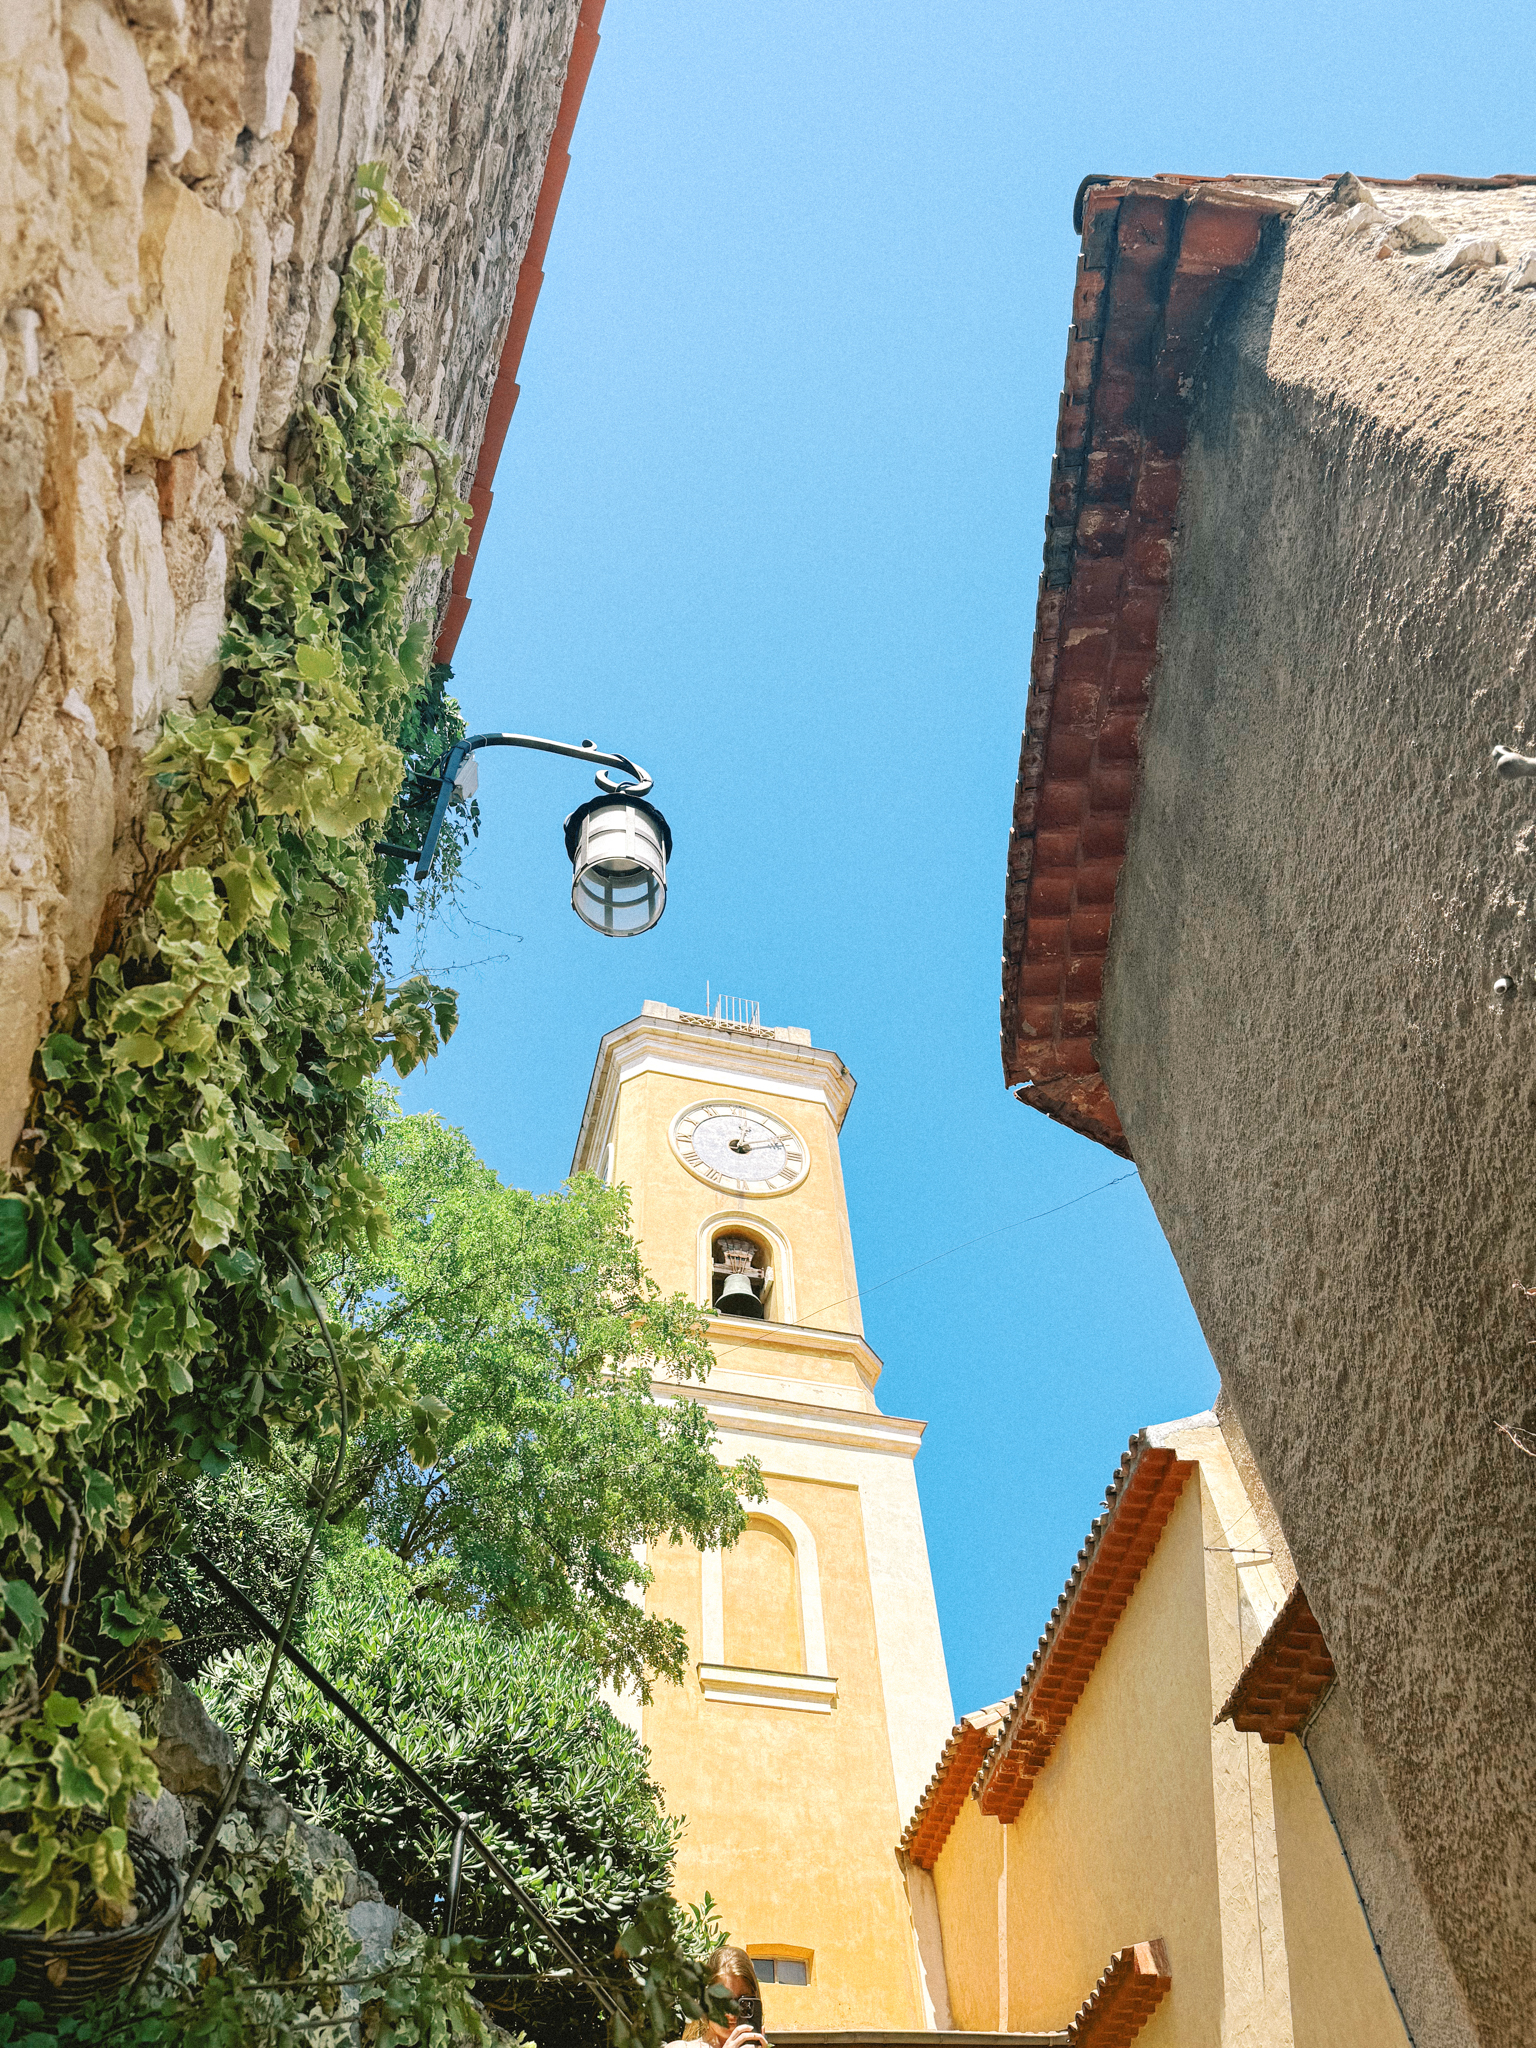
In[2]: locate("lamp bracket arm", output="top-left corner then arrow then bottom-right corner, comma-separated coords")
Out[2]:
461,732 -> 654,799
393,731 -> 656,883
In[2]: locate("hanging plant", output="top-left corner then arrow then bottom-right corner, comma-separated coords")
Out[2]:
0,170 -> 470,1939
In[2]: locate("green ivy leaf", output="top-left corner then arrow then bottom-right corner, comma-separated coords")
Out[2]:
0,1199 -> 28,1279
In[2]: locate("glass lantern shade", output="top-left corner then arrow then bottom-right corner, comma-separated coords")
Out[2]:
563,796 -> 672,936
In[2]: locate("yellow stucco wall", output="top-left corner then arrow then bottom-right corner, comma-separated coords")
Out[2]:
577,1014 -> 950,2034
1269,1740 -> 1409,2048
646,1474 -> 925,2031
930,1793 -> 1004,2030
724,1520 -> 803,1672
927,1427 -> 1409,2046
991,1475 -> 1229,2041
651,1474 -> 925,2031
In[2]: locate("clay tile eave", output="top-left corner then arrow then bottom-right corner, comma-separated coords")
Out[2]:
899,1701 -> 1007,1870
974,1433 -> 1196,1823
1217,1582 -> 1336,1743
1068,1939 -> 1172,2047
999,173 -> 1299,1153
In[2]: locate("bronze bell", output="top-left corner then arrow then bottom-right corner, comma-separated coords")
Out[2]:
716,1272 -> 765,1318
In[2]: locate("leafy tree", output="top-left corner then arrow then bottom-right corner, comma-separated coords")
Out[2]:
158,1462 -> 319,1678
301,1100 -> 760,1694
199,1560 -> 726,2048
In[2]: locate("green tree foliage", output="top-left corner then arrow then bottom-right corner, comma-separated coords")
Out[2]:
198,1562 -> 720,2048
310,1101 -> 761,1694
158,1463 -> 319,1676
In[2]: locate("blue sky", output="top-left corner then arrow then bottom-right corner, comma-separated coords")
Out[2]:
399,0 -> 1529,1717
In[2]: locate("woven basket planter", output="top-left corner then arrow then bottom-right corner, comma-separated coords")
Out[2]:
0,1829 -> 181,2017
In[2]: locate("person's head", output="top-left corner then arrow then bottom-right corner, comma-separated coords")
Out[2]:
700,1947 -> 761,2045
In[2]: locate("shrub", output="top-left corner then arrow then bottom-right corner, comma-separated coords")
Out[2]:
198,1559 -> 690,2048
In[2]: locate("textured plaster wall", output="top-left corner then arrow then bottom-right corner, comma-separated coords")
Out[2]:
609,1064 -> 866,1340
0,0 -> 580,1158
930,1793 -> 1003,2031
997,1464 -> 1274,2043
1098,187 -> 1536,2047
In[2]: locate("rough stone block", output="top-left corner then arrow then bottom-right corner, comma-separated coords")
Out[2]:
127,1786 -> 190,1869
173,530 -> 226,707
112,482 -> 177,733
58,0 -> 153,335
149,84 -> 193,166
223,206 -> 272,479
243,0 -> 301,139
346,1900 -> 400,1969
156,449 -> 198,522
1383,213 -> 1446,254
0,0 -> 70,309
56,707 -> 116,968
0,408 -> 50,744
149,1669 -> 236,1799
137,168 -> 239,458
1434,234 -> 1505,274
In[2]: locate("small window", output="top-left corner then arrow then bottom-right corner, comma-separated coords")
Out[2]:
751,1957 -> 809,1987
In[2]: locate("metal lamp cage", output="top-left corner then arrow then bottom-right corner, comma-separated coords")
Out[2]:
563,796 -> 672,937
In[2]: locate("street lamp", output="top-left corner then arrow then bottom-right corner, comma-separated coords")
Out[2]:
380,732 -> 671,937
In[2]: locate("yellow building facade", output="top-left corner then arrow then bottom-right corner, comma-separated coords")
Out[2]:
906,1415 -> 1412,2048
570,1002 -> 955,2033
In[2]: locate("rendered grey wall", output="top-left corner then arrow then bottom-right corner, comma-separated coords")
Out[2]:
1098,197 -> 1536,2046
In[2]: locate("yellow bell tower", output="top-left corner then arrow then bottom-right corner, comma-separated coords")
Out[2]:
571,1001 -> 955,2033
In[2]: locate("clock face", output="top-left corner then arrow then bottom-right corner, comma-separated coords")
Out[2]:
670,1101 -> 809,1196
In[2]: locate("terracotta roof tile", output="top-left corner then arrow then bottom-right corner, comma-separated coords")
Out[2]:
1217,1582 -> 1335,1743
1067,1940 -> 1172,2047
975,1435 -> 1195,1824
899,1702 -> 1008,1872
997,176 -> 1296,1152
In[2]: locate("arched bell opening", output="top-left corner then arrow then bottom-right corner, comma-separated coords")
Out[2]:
712,1231 -> 771,1319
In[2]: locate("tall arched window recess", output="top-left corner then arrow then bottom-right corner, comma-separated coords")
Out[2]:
698,1497 -> 836,1713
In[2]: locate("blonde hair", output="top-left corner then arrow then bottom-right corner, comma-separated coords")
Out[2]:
704,1947 -> 761,1997
681,1946 -> 763,2033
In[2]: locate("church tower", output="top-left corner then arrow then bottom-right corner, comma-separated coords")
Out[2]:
571,1001 -> 954,2033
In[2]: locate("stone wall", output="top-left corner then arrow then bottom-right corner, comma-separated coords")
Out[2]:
1096,184 -> 1536,2046
133,1669 -> 466,2022
0,0 -> 582,1157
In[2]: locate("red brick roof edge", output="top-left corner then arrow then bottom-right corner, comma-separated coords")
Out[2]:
998,175 -> 1297,1152
433,0 -> 606,665
975,1434 -> 1196,1825
1000,170 -> 1536,1150
1217,1581 -> 1336,1743
1067,1940 -> 1172,2048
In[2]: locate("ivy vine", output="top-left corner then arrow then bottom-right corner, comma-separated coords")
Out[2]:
0,172 -> 469,1934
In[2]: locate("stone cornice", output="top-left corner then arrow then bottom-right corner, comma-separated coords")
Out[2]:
571,1009 -> 857,1176
697,1664 -> 838,1713
701,1311 -> 884,1388
655,1379 -> 927,1460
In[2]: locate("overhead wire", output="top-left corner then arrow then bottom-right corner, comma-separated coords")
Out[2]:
704,1165 -> 1140,1369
